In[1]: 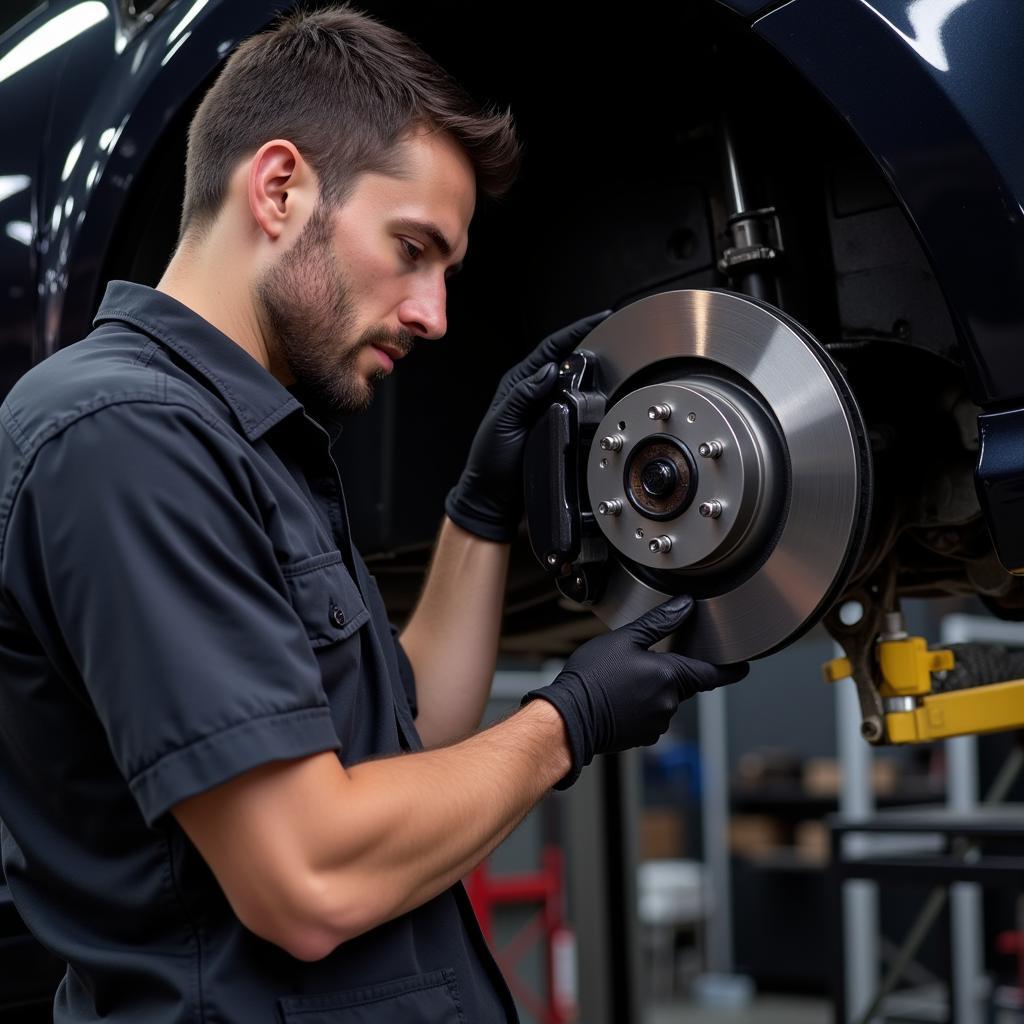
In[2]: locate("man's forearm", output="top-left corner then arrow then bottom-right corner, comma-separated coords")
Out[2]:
177,698 -> 572,960
399,516 -> 510,746
326,699 -> 569,936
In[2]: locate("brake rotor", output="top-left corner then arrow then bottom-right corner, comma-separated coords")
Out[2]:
579,289 -> 871,663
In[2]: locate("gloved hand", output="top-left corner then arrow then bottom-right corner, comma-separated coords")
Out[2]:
523,595 -> 749,789
445,309 -> 610,542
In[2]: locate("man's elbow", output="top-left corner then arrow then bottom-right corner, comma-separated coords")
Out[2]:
256,920 -> 337,963
236,871 -> 382,962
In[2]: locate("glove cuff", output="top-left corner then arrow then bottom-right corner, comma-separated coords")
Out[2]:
444,487 -> 520,544
521,682 -> 591,790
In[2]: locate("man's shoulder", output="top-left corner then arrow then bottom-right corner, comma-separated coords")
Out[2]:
0,323 -> 226,460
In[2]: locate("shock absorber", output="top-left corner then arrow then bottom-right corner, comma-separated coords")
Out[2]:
718,117 -> 783,305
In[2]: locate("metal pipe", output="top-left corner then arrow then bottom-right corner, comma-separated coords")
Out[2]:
721,118 -> 747,216
698,686 -> 734,975
836,665 -> 879,1023
851,742 -> 1024,1024
943,607 -> 986,1024
718,118 -> 773,303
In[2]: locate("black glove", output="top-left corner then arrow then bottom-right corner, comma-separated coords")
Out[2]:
445,310 -> 610,542
523,595 -> 749,789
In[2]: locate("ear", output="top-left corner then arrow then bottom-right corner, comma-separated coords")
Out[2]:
247,140 -> 314,241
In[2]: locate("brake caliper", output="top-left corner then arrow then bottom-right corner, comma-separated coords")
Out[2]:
523,349 -> 609,605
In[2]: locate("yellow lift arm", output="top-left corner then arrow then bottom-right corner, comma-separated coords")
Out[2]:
824,633 -> 1024,744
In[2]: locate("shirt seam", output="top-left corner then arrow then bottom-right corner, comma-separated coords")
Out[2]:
0,400 -> 30,455
280,969 -> 460,1013
160,831 -> 206,1024
128,704 -> 332,788
96,307 -> 300,439
0,394 -> 249,585
97,308 -> 252,430
280,550 -> 346,578
133,337 -> 161,368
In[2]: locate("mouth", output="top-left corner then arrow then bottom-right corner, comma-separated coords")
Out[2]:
370,344 -> 400,373
368,339 -> 411,375
373,343 -> 407,363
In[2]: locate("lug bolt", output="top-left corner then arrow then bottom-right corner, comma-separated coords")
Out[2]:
600,434 -> 625,452
698,440 -> 724,459
649,535 -> 673,554
598,499 -> 623,516
648,403 -> 672,421
699,500 -> 723,519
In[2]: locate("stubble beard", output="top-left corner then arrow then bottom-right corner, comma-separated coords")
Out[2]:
254,203 -> 413,416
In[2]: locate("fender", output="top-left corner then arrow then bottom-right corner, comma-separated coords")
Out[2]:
749,0 -> 1024,409
31,0 -> 282,360
20,0 -> 1024,409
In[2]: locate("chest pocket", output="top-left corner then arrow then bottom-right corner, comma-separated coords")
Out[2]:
281,551 -> 386,760
281,552 -> 370,646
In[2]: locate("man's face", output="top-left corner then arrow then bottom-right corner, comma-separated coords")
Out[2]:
255,129 -> 475,414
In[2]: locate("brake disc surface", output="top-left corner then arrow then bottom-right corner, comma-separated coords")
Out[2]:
579,289 -> 871,663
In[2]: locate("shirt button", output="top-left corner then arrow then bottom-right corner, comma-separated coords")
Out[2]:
329,604 -> 346,628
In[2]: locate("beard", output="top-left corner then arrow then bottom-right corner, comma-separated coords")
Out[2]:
254,202 -> 415,415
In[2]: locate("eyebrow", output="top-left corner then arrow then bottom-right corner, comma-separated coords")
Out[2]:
394,217 -> 464,275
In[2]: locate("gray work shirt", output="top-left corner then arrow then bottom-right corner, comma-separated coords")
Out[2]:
0,281 -> 515,1023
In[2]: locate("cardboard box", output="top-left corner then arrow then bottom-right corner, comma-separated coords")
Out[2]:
728,814 -> 785,859
641,808 -> 686,860
794,820 -> 830,864
872,757 -> 899,795
803,756 -> 901,796
803,757 -> 841,796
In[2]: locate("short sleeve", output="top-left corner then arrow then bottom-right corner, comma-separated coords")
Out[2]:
1,400 -> 339,826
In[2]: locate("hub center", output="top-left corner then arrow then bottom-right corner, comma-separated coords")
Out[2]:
641,459 -> 678,497
624,437 -> 697,521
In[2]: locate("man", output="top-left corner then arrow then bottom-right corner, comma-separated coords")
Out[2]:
0,7 -> 746,1021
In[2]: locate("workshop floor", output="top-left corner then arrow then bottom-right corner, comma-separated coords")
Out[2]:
646,994 -> 829,1023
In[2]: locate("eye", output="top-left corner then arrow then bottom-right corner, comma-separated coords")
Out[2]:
399,237 -> 422,263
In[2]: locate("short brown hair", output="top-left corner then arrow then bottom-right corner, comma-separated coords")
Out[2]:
180,5 -> 520,239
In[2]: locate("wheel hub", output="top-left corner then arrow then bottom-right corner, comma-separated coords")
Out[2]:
525,288 -> 872,664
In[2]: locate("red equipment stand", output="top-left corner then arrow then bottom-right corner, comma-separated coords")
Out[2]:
995,928 -> 1024,1015
467,846 -> 576,1023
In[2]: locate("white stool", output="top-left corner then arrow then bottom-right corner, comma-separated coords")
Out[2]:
638,859 -> 709,1000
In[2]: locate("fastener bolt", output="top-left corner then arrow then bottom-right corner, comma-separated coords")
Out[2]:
600,434 -> 625,452
649,535 -> 673,554
861,717 -> 883,743
546,552 -> 559,566
698,500 -> 723,519
698,440 -> 724,459
648,403 -> 672,421
598,499 -> 623,516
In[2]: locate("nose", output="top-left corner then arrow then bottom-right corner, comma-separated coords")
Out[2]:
398,275 -> 447,341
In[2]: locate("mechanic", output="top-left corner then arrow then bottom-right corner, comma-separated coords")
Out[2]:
0,7 -> 746,1022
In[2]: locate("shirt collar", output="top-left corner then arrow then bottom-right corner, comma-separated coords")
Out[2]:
287,382 -> 346,445
93,280 -> 304,442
